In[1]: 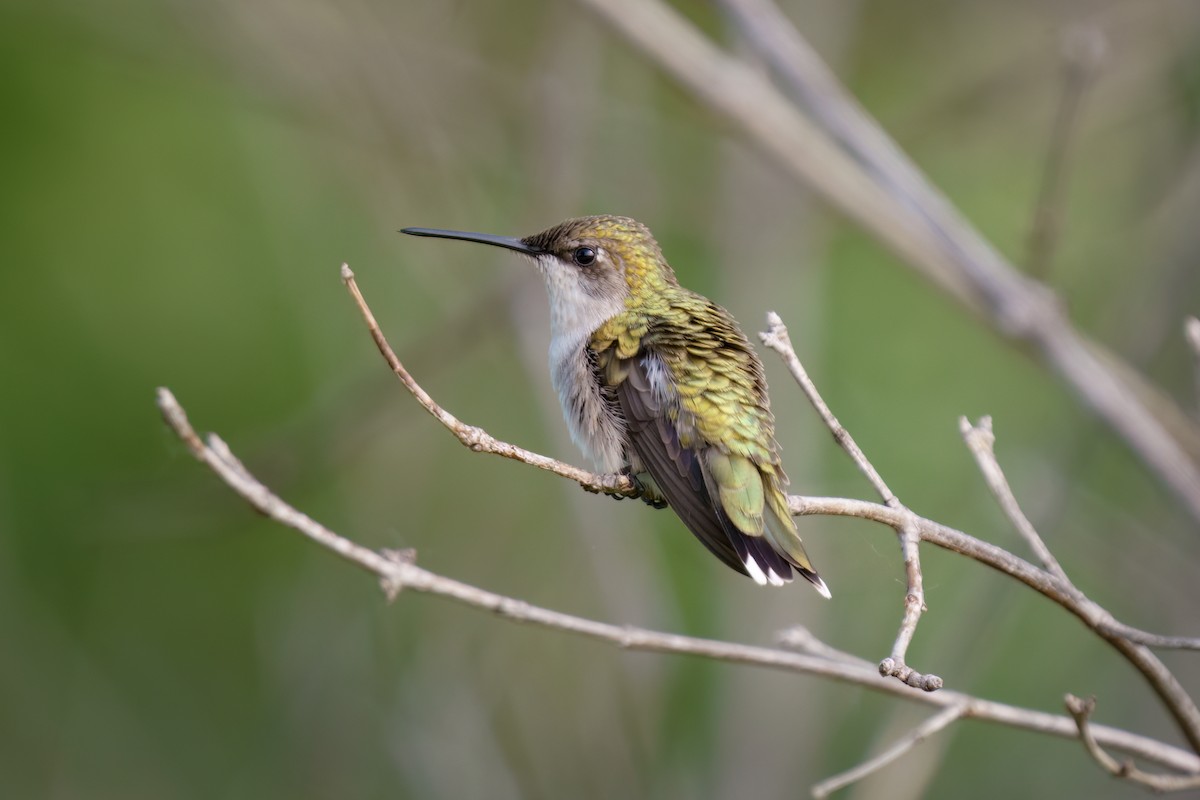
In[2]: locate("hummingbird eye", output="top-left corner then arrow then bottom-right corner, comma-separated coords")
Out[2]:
572,246 -> 597,267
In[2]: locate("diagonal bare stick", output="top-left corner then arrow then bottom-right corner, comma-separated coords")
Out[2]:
760,312 -> 939,691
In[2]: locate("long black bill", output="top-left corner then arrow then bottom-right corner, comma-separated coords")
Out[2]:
401,227 -> 543,256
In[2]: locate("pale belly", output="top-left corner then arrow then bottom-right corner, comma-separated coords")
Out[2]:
548,334 -> 627,473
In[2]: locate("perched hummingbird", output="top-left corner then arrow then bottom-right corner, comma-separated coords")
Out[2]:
402,215 -> 829,597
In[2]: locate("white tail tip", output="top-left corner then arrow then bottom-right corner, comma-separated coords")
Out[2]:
743,556 -> 769,586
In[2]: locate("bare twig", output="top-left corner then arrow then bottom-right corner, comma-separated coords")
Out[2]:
789,496 -> 1200,651
1025,24 -> 1107,278
339,264 -> 637,500
1066,695 -> 1200,792
878,525 -> 939,691
953,411 -> 1200,752
960,416 -> 1070,582
1101,624 -> 1200,651
345,263 -> 1200,751
796,490 -> 1200,752
811,704 -> 968,798
154,386 -> 1200,777
954,413 -> 1200,751
776,625 -> 873,670
759,313 -> 894,504
761,311 -> 940,692
580,0 -> 1200,525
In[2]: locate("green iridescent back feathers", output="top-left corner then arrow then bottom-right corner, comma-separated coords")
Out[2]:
586,217 -> 824,590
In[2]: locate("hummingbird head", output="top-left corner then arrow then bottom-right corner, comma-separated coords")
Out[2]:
403,215 -> 676,340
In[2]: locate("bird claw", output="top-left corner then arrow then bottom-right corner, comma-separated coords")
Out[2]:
578,472 -> 672,510
622,466 -> 668,509
580,468 -> 667,509
581,469 -> 635,501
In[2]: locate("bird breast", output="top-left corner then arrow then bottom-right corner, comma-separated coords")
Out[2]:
536,253 -> 628,472
548,329 -> 627,473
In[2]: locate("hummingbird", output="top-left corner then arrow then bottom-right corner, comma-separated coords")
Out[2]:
402,215 -> 829,597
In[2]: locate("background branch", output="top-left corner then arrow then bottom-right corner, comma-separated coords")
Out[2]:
1024,23 -> 1106,278
811,704 -> 967,798
577,0 -> 1200,524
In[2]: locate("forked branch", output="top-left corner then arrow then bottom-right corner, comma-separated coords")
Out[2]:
1067,695 -> 1200,792
760,313 -> 939,692
340,264 -> 637,500
960,416 -> 1069,582
339,263 -> 1200,764
156,265 -> 1200,794
155,386 -> 1200,781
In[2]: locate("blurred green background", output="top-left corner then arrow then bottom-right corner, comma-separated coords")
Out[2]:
3,0 -> 1200,797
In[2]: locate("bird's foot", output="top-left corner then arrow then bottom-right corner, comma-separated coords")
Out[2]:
581,467 -> 666,508
623,467 -> 668,509
581,469 -> 638,501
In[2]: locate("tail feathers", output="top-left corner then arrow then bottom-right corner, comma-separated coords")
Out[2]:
728,528 -> 829,596
759,472 -> 831,598
762,487 -> 815,571
762,485 -> 831,598
700,449 -> 831,597
798,568 -> 832,599
730,530 -> 791,587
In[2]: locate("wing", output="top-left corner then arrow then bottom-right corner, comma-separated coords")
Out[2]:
592,297 -> 829,595
614,353 -> 748,576
611,351 -> 800,586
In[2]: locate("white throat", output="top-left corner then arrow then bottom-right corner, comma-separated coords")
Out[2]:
536,256 -> 622,343
536,254 -> 627,471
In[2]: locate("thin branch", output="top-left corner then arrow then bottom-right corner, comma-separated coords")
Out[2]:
879,525 -> 939,691
793,503 -> 1200,753
954,412 -> 1200,752
796,494 -> 1200,752
761,311 -> 940,692
776,625 -> 873,670
1101,623 -> 1200,651
340,264 -> 636,500
154,386 -> 1200,776
1025,23 -> 1107,279
581,0 -> 1200,525
811,704 -> 968,798
343,263 -> 1200,750
960,415 -> 1070,582
1066,695 -> 1200,792
789,495 -> 1200,652
955,416 -> 1200,648
758,314 -> 895,504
